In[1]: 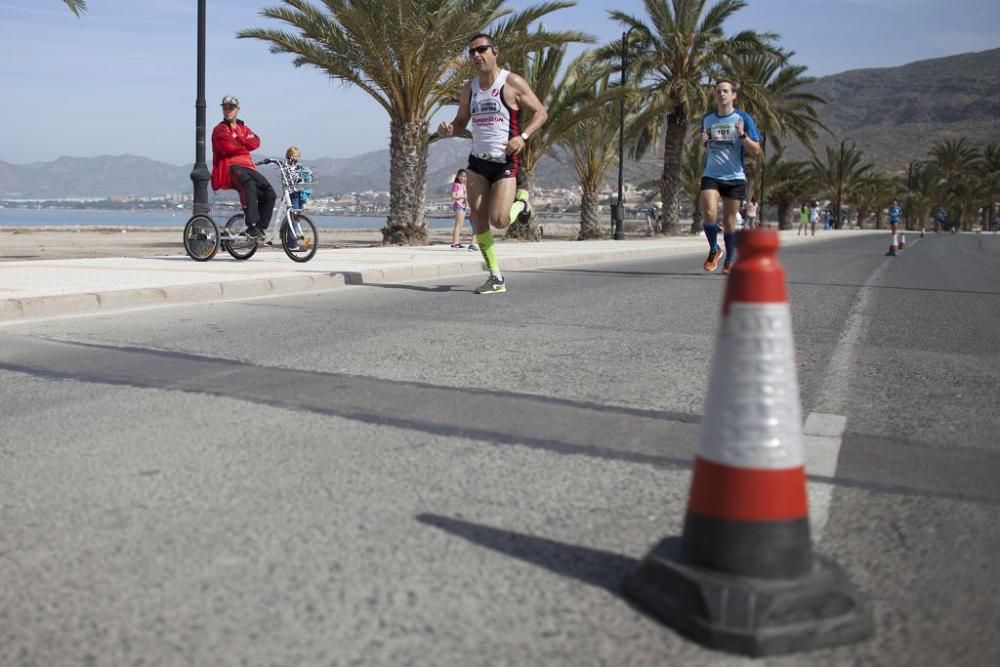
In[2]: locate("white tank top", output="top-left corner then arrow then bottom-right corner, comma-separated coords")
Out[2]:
469,69 -> 518,163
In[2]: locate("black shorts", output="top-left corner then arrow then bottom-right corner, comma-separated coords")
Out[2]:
700,177 -> 746,201
468,154 -> 519,184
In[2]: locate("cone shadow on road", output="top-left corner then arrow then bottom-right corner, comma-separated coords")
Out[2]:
417,513 -> 639,598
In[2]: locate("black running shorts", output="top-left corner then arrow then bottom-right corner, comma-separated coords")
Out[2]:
468,153 -> 519,184
700,177 -> 746,201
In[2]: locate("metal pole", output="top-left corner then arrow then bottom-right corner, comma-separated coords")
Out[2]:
905,160 -> 914,231
614,29 -> 634,241
836,139 -> 844,230
189,0 -> 210,215
758,133 -> 767,228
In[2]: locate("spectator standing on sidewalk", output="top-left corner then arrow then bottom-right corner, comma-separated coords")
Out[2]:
797,204 -> 809,236
745,196 -> 758,229
449,169 -> 471,249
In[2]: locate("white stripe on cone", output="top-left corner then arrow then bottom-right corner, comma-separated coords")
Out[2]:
699,302 -> 804,470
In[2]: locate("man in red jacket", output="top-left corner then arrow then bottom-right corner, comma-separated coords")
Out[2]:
211,96 -> 275,238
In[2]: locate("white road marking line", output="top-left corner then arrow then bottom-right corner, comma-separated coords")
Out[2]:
814,257 -> 891,413
804,412 -> 846,543
804,254 -> 892,543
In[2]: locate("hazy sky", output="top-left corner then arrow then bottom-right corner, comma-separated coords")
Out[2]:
1,0 -> 997,166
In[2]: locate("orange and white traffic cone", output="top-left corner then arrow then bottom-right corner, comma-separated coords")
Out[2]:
623,229 -> 873,657
885,233 -> 898,256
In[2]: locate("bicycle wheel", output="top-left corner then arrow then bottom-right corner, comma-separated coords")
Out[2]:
183,214 -> 219,261
281,212 -> 318,262
222,213 -> 258,260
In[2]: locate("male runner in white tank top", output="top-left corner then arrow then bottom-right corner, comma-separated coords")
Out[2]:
438,33 -> 548,294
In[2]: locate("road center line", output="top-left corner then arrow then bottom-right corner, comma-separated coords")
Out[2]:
804,254 -> 892,543
804,411 -> 846,543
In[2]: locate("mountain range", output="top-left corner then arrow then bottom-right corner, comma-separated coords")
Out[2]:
2,48 -> 997,199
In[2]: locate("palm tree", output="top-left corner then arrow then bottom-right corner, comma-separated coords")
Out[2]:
852,173 -> 901,229
239,0 -> 581,245
720,49 -> 826,222
680,137 -> 706,233
500,38 -> 597,240
601,0 -> 774,234
763,153 -> 811,229
907,163 -> 940,231
982,143 -> 1000,225
927,138 -> 984,228
929,138 -> 981,183
809,143 -> 873,226
556,59 -> 622,239
64,0 -> 86,16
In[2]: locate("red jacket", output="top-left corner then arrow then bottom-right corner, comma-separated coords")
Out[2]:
211,119 -> 261,191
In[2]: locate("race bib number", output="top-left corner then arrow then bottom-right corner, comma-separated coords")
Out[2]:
709,123 -> 735,143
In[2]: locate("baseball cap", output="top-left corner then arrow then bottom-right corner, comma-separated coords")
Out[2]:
221,95 -> 239,107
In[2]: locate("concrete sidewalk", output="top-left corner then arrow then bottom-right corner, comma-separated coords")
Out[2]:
0,230 -> 875,323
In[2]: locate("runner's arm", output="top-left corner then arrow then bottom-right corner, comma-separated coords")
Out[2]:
509,72 -> 547,140
438,85 -> 472,137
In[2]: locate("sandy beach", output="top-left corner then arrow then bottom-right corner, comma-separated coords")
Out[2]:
0,221 -> 591,262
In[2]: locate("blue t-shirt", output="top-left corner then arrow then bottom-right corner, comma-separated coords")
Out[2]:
888,205 -> 902,224
702,109 -> 761,181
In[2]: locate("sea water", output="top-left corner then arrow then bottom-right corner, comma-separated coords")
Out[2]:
0,208 -> 457,230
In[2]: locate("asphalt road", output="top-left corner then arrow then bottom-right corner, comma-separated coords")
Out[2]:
1,232 -> 998,666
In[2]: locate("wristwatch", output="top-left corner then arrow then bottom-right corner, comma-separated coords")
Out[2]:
520,132 -> 530,141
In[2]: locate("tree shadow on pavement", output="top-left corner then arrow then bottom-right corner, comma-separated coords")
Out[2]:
416,513 -> 638,598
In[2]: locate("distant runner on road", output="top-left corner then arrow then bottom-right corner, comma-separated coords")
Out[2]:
886,198 -> 903,255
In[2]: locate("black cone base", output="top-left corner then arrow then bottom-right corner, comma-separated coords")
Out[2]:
623,537 -> 874,657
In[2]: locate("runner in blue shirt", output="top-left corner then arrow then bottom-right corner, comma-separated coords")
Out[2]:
886,198 -> 903,256
698,79 -> 762,274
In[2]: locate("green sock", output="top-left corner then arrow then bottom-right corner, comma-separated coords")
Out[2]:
475,230 -> 502,280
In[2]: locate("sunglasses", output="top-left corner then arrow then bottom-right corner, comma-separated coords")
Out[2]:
468,44 -> 494,56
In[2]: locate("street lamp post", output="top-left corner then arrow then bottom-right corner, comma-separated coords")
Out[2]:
758,132 -> 767,227
905,160 -> 924,231
189,0 -> 210,215
835,138 -> 854,229
614,27 -> 639,241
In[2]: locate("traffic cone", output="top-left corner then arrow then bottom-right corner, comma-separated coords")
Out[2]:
623,229 -> 873,657
898,233 -> 906,250
885,233 -> 898,256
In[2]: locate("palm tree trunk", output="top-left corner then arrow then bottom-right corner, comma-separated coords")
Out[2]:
578,188 -> 602,239
659,110 -> 687,235
382,119 -> 430,245
777,203 -> 791,230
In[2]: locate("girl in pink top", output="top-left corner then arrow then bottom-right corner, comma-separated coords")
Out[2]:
450,169 -> 478,250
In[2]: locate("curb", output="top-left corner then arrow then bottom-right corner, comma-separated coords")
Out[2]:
0,233 -> 875,324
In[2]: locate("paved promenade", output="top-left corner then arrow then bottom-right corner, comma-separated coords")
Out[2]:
0,231 -> 877,322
